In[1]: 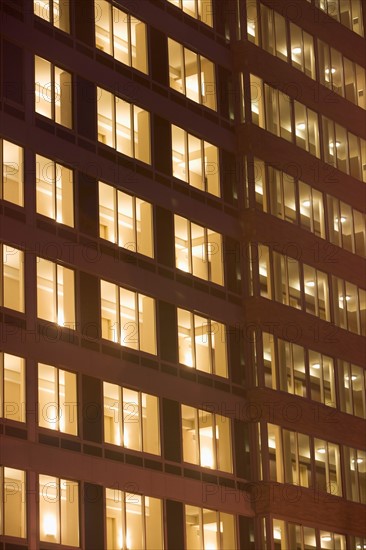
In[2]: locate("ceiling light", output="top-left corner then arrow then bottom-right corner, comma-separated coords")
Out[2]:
325,67 -> 336,74
302,199 -> 311,207
312,363 -> 321,369
292,47 -> 302,55
306,281 -> 315,287
317,447 -> 326,454
297,122 -> 306,130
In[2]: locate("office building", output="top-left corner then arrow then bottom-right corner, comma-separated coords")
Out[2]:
0,0 -> 365,548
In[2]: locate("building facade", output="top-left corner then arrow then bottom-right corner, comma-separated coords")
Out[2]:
0,0 -> 365,548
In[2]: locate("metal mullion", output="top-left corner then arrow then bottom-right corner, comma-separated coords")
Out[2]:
127,14 -> 132,68
196,408 -> 202,467
185,130 -> 189,185
51,63 -> 56,122
192,312 -> 197,370
117,284 -> 121,344
53,160 -> 58,223
135,291 -> 140,351
182,45 -> 187,98
56,367 -> 60,432
139,391 -> 144,452
55,263 -> 59,324
113,95 -> 117,150
114,187 -> 119,245
132,196 -> 137,252
120,386 -> 124,448
204,227 -> 210,281
131,103 -> 135,160
197,54 -> 202,105
188,220 -> 193,275
208,319 -> 214,375
0,139 -> 3,198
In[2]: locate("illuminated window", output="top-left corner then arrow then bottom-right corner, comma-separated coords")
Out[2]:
338,360 -> 366,419
273,251 -> 301,309
168,38 -> 216,110
267,165 -> 296,224
308,351 -> 335,406
98,181 -> 153,257
272,519 -> 317,550
327,195 -> 366,257
1,244 -> 24,312
181,404 -> 232,472
315,0 -> 364,36
34,0 -> 70,32
332,276 -> 366,336
36,258 -> 75,327
303,264 -> 330,320
258,244 -> 271,299
167,0 -> 213,27
100,280 -> 157,354
39,475 -> 79,546
277,338 -> 306,397
290,23 -> 315,79
174,215 -> 223,285
35,56 -> 72,128
0,138 -> 23,206
36,154 -> 73,226
260,5 -> 287,61
106,488 -> 163,550
322,117 -> 366,182
95,1 -> 147,73
38,363 -> 77,435
177,308 -> 228,377
319,531 -> 346,549
294,102 -> 320,157
246,0 -> 258,43
185,505 -> 236,549
299,181 -> 324,237
267,424 -> 311,487
344,446 -> 366,504
0,352 -> 25,422
0,467 -> 26,538
172,125 -> 220,196
103,382 -> 160,455
314,439 -> 342,496
97,87 -> 150,164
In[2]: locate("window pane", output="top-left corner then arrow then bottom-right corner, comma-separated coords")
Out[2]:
182,404 -> 199,464
39,475 -> 60,543
216,414 -> 232,473
3,245 -> 24,312
131,18 -> 147,73
35,56 -> 52,119
120,288 -> 138,350
185,505 -> 202,550
99,181 -> 116,243
142,393 -> 160,454
106,488 -> 123,549
3,353 -> 25,422
101,280 -> 118,342
134,106 -> 150,164
59,369 -> 77,435
191,223 -> 207,280
138,293 -> 156,354
207,228 -> 223,285
204,141 -> 220,196
116,98 -> 132,157
201,56 -> 216,110
211,320 -> 227,378
136,198 -> 153,257
145,497 -> 163,549
123,387 -> 141,451
60,479 -> 79,546
54,66 -> 72,128
98,87 -> 115,147
38,363 -> 58,430
172,125 -> 187,182
104,382 -> 121,445
112,7 -> 129,66
2,140 -> 23,206
4,467 -> 26,537
57,265 -> 75,327
95,0 -> 112,54
184,48 -> 199,104
188,134 -> 202,190
199,410 -> 215,468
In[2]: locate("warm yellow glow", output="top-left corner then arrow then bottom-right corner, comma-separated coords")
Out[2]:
201,446 -> 214,468
44,513 -> 57,537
